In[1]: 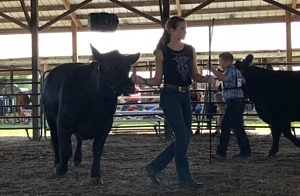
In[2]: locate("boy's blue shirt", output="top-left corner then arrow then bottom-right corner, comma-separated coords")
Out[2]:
222,64 -> 244,101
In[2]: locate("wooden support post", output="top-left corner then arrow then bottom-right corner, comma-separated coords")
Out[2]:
31,0 -> 41,140
285,11 -> 292,70
71,21 -> 78,63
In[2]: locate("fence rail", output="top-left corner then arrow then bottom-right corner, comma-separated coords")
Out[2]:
2,63 -> 300,140
0,68 -> 42,140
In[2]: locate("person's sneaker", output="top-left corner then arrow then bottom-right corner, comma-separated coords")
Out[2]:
211,130 -> 220,137
178,179 -> 203,189
232,153 -> 251,159
211,153 -> 226,160
194,129 -> 200,135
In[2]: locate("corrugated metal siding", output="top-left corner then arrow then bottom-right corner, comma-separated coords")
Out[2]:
0,0 -> 298,34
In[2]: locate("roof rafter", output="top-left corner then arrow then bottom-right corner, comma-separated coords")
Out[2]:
263,0 -> 300,16
181,0 -> 215,18
20,0 -> 30,26
0,0 -> 299,34
0,11 -> 29,30
175,0 -> 182,16
291,0 -> 298,17
109,0 -> 162,25
60,0 -> 82,27
39,0 -> 91,31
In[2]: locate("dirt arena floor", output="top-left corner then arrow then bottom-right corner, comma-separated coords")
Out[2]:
1,130 -> 300,196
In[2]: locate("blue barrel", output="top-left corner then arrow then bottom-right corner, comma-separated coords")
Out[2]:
146,106 -> 156,111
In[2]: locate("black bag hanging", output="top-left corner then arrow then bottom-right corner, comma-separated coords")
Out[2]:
88,12 -> 119,32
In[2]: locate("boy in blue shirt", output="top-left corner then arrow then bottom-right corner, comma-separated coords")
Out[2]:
209,52 -> 251,159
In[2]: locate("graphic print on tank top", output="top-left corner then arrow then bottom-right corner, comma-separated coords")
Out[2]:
173,53 -> 190,82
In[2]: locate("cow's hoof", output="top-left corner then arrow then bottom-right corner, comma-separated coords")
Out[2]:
74,161 -> 81,166
90,177 -> 104,185
51,168 -> 65,178
268,153 -> 276,158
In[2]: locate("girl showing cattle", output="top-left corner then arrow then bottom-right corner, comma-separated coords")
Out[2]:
131,16 -> 214,188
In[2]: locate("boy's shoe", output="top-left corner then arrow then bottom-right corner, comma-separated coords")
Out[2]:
211,153 -> 226,160
232,153 -> 251,159
211,130 -> 220,137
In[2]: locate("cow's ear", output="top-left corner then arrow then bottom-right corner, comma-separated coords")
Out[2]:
234,60 -> 243,70
244,54 -> 254,66
90,44 -> 101,59
126,53 -> 140,64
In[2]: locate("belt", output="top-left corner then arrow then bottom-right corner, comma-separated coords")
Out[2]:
164,83 -> 190,92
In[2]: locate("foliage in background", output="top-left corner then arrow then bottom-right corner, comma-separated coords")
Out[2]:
1,75 -> 31,91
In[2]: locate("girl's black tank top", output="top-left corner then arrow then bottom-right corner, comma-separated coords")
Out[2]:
162,44 -> 193,86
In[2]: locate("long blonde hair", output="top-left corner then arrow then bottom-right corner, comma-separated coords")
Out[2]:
153,16 -> 186,55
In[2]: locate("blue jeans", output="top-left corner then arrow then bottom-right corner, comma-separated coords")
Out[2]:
150,88 -> 193,183
216,99 -> 251,156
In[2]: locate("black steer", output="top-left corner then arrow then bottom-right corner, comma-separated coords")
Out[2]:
235,54 -> 300,156
41,45 -> 140,184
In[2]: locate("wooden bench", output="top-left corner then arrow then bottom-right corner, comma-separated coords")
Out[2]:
112,110 -> 166,138
112,109 -> 218,137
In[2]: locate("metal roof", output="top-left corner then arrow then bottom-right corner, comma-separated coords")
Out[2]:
0,0 -> 299,34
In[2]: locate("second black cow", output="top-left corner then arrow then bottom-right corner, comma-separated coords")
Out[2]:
235,54 -> 300,156
41,45 -> 140,184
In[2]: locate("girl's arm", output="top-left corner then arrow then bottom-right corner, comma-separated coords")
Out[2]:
191,47 -> 214,84
131,50 -> 163,86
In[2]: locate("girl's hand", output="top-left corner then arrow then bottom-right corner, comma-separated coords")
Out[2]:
206,62 -> 212,71
206,75 -> 216,84
130,73 -> 145,84
130,72 -> 137,83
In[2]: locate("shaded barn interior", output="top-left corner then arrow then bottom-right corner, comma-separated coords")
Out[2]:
0,0 -> 299,140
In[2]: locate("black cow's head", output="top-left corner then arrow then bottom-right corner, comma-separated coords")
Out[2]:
90,44 -> 140,96
234,54 -> 255,99
235,54 -> 254,74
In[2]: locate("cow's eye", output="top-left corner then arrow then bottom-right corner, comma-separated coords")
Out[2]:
106,65 -> 115,72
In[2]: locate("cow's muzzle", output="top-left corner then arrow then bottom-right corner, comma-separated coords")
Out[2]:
110,78 -> 135,96
122,81 -> 135,96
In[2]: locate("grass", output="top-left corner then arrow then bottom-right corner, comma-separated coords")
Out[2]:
0,128 -> 32,136
0,121 -> 34,136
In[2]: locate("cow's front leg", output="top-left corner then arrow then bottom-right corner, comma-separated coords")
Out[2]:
90,133 -> 109,185
282,122 -> 300,147
54,131 -> 72,176
73,134 -> 83,166
269,123 -> 282,157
